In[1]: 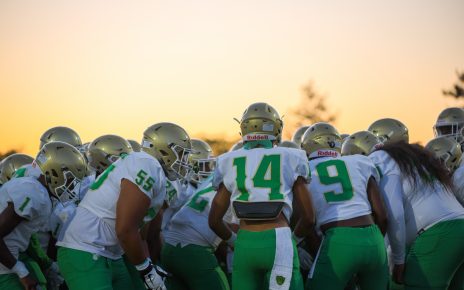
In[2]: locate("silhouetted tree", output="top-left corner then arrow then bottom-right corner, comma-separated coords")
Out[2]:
283,81 -> 338,139
443,70 -> 464,99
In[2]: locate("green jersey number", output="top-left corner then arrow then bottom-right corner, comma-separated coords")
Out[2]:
187,186 -> 215,212
233,154 -> 283,201
315,159 -> 354,203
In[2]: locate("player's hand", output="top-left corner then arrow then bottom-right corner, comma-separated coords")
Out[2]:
392,263 -> 405,284
137,260 -> 167,290
20,274 -> 38,290
46,262 -> 65,290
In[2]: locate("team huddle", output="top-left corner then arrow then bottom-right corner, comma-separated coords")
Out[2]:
0,103 -> 463,290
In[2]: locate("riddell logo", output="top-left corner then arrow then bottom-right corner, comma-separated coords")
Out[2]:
317,150 -> 338,157
245,135 -> 269,141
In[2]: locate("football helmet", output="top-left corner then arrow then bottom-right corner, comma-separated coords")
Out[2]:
341,131 -> 383,156
128,139 -> 142,152
142,122 -> 193,181
88,135 -> 133,175
0,154 -> 34,184
35,141 -> 87,203
39,126 -> 82,149
433,107 -> 464,144
368,118 -> 409,144
188,139 -> 215,184
291,126 -> 310,147
425,136 -> 462,173
239,102 -> 283,142
278,140 -> 300,149
301,122 -> 342,158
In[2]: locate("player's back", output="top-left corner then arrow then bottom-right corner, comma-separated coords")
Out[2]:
214,146 -> 309,220
308,154 -> 379,229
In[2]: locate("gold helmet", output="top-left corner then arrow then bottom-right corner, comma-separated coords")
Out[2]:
142,122 -> 192,180
0,154 -> 34,184
239,102 -> 283,142
128,139 -> 142,152
88,135 -> 133,175
291,126 -> 310,147
425,136 -> 462,173
39,126 -> 82,149
188,139 -> 215,184
35,141 -> 87,203
368,118 -> 409,144
301,122 -> 342,158
340,134 -> 350,142
433,107 -> 464,144
278,140 -> 300,149
341,131 -> 383,156
229,141 -> 243,152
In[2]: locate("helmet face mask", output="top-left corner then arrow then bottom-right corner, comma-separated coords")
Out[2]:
433,108 -> 464,145
168,143 -> 194,180
50,169 -> 83,203
426,136 -> 462,173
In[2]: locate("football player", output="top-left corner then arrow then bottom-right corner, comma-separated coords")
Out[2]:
301,123 -> 389,290
160,143 -> 232,290
57,122 -> 192,290
0,141 -> 86,290
368,118 -> 409,144
209,102 -> 314,290
0,154 -> 34,185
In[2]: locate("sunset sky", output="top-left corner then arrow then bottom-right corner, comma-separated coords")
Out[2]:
1,0 -> 463,155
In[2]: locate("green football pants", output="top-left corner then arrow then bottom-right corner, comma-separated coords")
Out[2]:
161,242 -> 230,290
232,227 -> 303,290
404,219 -> 464,290
57,247 -> 134,290
306,224 -> 389,290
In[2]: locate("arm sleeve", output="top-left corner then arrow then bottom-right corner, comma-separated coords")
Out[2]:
293,151 -> 311,184
212,162 -> 224,190
379,174 -> 406,264
124,156 -> 163,200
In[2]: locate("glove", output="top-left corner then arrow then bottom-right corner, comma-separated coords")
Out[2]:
136,259 -> 167,290
46,262 -> 65,290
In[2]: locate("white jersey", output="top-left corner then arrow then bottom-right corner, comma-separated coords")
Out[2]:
452,164 -> 464,206
58,152 -> 167,259
14,164 -> 41,179
308,154 -> 379,229
370,149 -> 464,263
162,179 -> 190,230
0,177 -> 52,274
213,146 -> 309,220
164,176 -> 237,249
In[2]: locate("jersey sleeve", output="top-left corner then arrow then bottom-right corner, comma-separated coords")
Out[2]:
292,150 -> 311,184
380,174 -> 406,264
212,157 -> 225,190
362,156 -> 380,182
124,155 -> 165,200
8,188 -> 40,220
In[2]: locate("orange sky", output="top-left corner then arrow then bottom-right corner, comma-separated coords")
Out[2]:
1,0 -> 463,155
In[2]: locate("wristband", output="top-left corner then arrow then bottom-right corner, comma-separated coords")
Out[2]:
12,261 -> 29,278
135,258 -> 152,272
226,232 -> 237,247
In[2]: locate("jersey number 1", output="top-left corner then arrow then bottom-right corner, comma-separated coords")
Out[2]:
233,154 -> 283,201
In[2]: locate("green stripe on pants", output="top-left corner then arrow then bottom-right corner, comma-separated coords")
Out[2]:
232,227 -> 303,290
